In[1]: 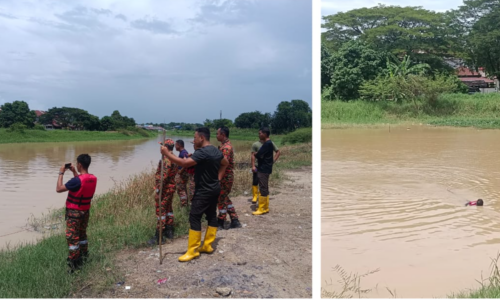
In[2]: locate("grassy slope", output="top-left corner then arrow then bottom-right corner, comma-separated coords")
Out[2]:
0,129 -> 156,144
0,137 -> 311,297
322,93 -> 500,129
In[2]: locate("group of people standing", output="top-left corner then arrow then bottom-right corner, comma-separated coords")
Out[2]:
57,126 -> 280,273
157,126 -> 280,262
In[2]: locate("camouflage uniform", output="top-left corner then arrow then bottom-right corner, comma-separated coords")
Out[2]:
155,155 -> 177,229
175,166 -> 189,206
218,139 -> 238,221
187,170 -> 195,201
65,209 -> 90,261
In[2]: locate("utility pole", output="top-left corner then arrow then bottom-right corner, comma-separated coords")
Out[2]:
220,110 -> 222,120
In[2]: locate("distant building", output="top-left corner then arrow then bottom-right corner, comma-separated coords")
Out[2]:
456,67 -> 497,92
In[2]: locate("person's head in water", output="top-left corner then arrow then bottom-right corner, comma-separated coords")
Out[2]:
477,199 -> 484,206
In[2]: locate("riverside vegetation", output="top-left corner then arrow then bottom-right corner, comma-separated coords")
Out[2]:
321,0 -> 500,130
0,131 -> 311,298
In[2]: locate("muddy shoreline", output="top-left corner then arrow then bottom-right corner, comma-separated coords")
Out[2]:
75,167 -> 312,298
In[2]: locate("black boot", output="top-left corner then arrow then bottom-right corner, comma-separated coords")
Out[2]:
230,219 -> 242,229
67,257 -> 82,274
217,218 -> 226,230
163,225 -> 174,240
81,251 -> 89,264
147,229 -> 160,245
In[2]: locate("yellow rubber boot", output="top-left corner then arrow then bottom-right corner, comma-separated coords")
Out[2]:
252,195 -> 268,215
198,226 -> 218,254
251,186 -> 259,203
263,195 -> 270,213
178,229 -> 201,262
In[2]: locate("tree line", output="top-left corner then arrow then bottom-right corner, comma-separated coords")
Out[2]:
0,100 -> 136,131
1,99 -> 311,134
145,99 -> 312,134
321,0 -> 499,105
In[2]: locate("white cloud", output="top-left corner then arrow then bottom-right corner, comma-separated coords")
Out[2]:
0,0 -> 311,123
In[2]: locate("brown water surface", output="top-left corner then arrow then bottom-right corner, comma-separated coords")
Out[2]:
0,136 -> 194,249
322,126 -> 500,298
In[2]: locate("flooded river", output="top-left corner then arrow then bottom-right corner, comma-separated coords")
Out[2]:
0,135 -> 194,249
322,126 -> 500,298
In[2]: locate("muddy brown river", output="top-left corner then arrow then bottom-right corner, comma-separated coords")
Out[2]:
0,136 -> 194,250
322,126 -> 500,298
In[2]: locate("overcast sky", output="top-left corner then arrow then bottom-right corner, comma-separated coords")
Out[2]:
322,0 -> 464,17
0,0 -> 312,124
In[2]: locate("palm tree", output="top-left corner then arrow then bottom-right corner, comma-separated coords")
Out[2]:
386,54 -> 430,78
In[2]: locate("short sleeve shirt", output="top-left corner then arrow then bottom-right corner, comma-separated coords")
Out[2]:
256,140 -> 275,174
252,141 -> 278,166
191,145 -> 223,197
178,149 -> 189,170
65,177 -> 81,192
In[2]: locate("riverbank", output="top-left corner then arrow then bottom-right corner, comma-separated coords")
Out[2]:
171,128 -> 287,144
0,141 -> 311,298
0,128 -> 156,144
322,93 -> 500,129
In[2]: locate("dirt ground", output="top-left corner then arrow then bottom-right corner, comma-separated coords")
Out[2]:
78,166 -> 312,298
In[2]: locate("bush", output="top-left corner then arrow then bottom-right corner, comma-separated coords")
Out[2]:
7,123 -> 28,133
281,127 -> 312,145
33,124 -> 46,131
360,74 -> 468,110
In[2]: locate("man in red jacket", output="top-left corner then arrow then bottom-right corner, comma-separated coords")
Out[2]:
56,154 -> 97,273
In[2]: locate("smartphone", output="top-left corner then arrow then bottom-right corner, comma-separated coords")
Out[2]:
65,163 -> 71,169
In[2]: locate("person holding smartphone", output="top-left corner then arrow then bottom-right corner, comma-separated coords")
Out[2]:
56,154 -> 97,273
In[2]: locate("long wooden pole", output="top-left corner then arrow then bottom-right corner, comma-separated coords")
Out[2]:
158,129 -> 166,264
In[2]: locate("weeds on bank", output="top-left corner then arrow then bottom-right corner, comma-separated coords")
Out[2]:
321,265 -> 383,298
450,253 -> 500,298
322,93 -> 500,129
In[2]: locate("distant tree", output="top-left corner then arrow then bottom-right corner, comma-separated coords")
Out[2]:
322,5 -> 451,71
324,40 -> 387,100
39,107 -> 100,130
100,116 -> 114,131
0,100 -> 36,128
272,100 -> 312,134
234,111 -> 272,129
212,118 -> 234,129
100,110 -> 136,130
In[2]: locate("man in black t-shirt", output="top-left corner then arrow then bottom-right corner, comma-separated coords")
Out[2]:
251,127 -> 275,215
161,127 -> 229,262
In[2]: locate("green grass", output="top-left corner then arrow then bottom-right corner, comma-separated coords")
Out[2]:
0,141 -> 311,298
322,93 -> 500,129
449,254 -> 500,298
0,128 -> 156,144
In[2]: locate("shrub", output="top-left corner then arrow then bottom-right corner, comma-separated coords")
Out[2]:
360,74 -> 467,111
33,124 -> 46,131
282,127 -> 312,145
7,123 -> 28,133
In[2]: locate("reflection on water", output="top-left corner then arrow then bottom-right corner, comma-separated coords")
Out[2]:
322,126 -> 500,298
0,135 -> 194,249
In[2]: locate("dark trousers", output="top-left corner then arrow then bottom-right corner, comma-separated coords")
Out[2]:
252,171 -> 259,186
189,194 -> 219,231
257,172 -> 270,197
